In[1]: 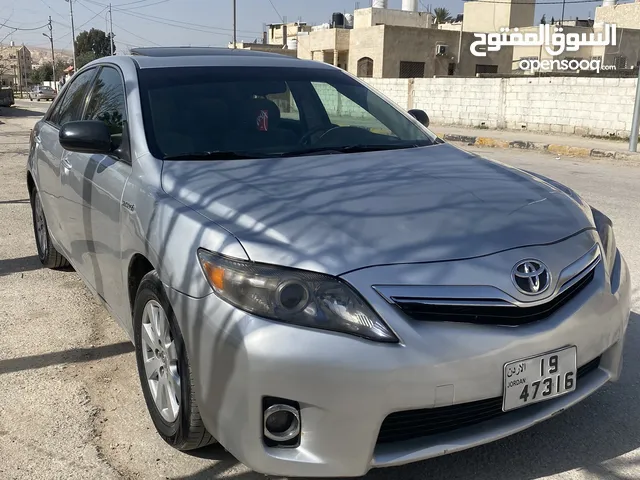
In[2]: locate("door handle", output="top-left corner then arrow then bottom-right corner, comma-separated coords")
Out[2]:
61,157 -> 72,170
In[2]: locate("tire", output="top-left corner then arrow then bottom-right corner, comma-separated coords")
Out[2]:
133,270 -> 216,451
37,98 -> 40,102
30,186 -> 70,269
29,97 -> 32,101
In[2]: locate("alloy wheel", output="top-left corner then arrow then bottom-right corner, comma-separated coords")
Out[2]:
141,300 -> 181,422
34,193 -> 48,254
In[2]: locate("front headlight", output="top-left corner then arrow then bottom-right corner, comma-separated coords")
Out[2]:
591,207 -> 617,276
197,249 -> 398,343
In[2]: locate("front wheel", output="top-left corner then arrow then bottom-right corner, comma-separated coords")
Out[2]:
133,271 -> 216,451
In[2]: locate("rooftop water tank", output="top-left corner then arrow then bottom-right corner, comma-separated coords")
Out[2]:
402,0 -> 418,11
286,37 -> 298,50
372,0 -> 388,8
332,12 -> 345,28
344,13 -> 354,28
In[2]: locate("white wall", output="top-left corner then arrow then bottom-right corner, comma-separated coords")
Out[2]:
360,76 -> 637,138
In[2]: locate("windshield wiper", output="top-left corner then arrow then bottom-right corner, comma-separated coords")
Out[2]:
285,143 -> 425,157
163,150 -> 270,160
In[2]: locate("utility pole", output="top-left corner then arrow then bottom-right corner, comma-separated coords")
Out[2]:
43,16 -> 56,88
232,0 -> 237,48
629,66 -> 640,152
561,0 -> 566,25
109,3 -> 114,55
66,0 -> 77,73
456,14 -> 464,75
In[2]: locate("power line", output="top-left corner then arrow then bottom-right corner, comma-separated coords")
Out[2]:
115,0 -> 170,10
117,9 -> 262,35
57,6 -> 107,39
121,10 -> 234,37
0,20 -> 49,31
36,0 -> 71,26
76,0 -> 161,45
267,0 -> 284,23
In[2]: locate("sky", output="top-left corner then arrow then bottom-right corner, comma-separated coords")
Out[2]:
0,0 -> 610,55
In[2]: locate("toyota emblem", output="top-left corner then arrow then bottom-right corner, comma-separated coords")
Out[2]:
512,260 -> 551,295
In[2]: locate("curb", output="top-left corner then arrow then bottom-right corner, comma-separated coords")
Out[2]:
435,133 -> 640,161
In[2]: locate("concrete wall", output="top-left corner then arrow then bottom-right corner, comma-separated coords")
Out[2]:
278,75 -> 636,138
358,76 -> 637,138
354,7 -> 433,29
595,3 -> 640,29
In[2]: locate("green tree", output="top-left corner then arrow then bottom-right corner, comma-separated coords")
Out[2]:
75,28 -> 115,61
433,7 -> 452,24
540,14 -> 547,24
28,59 -> 71,84
77,51 -> 98,69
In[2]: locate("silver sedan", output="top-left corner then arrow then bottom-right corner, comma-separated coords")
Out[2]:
26,47 -> 631,478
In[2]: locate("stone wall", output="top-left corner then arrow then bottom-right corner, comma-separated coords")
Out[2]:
362,76 -> 637,138
284,76 -> 636,138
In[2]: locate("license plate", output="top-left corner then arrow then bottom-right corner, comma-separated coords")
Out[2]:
503,346 -> 577,412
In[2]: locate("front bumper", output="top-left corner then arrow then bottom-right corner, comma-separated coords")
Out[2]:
167,248 -> 631,478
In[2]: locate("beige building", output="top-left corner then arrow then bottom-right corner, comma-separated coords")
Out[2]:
0,43 -> 32,88
228,41 -> 297,57
510,23 -> 640,72
462,0 -> 535,33
266,21 -> 312,46
594,1 -> 640,30
297,6 -> 512,78
295,0 -> 640,78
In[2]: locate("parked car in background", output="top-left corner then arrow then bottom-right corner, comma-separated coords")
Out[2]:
28,85 -> 56,101
26,47 -> 631,478
0,87 -> 15,107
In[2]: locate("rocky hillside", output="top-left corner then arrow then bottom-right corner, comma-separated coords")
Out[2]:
29,46 -> 73,66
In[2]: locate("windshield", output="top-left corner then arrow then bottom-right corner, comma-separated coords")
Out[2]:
137,66 -> 436,159
40,86 -> 54,92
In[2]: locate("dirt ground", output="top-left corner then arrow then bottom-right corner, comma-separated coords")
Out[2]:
1,100 -> 639,480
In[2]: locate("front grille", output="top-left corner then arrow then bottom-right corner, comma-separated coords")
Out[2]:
394,269 -> 595,326
376,356 -> 601,445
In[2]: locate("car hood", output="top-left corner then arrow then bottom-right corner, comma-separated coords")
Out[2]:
161,144 -> 594,276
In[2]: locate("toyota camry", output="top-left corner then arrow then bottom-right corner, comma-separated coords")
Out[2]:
26,47 -> 631,478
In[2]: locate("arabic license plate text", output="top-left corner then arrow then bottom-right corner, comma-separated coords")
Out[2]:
503,347 -> 577,412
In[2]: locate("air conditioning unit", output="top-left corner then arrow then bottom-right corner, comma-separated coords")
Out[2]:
436,44 -> 448,56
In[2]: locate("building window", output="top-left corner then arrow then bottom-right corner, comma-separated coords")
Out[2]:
613,56 -> 627,69
475,64 -> 498,74
448,63 -> 456,75
399,61 -> 425,78
357,57 -> 374,78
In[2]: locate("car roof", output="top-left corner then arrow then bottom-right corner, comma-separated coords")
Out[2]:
125,46 -> 334,71
130,46 -> 282,58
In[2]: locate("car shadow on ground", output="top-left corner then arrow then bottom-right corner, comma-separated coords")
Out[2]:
0,254 -> 74,277
0,255 -> 42,277
0,198 -> 29,205
1,104 -> 47,117
173,311 -> 640,480
0,342 -> 135,375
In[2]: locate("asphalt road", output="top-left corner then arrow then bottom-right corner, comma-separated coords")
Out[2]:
1,99 -> 639,480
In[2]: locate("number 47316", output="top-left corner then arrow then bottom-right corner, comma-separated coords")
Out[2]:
519,354 -> 575,403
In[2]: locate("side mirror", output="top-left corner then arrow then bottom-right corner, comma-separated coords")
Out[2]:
408,109 -> 430,128
59,120 -> 112,154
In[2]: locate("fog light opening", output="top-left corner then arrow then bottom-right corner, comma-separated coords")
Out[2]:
263,404 -> 300,442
